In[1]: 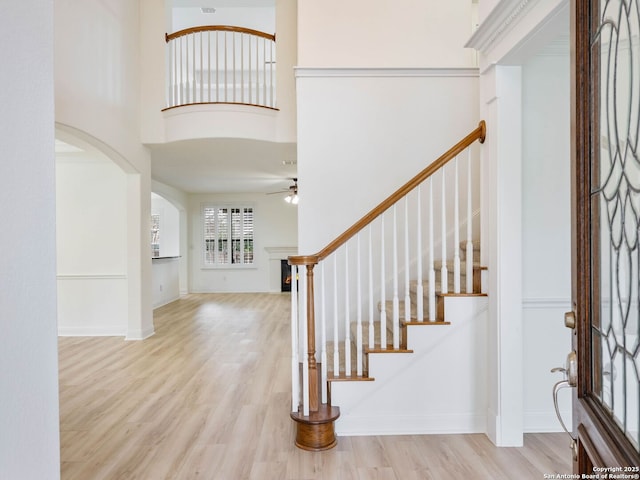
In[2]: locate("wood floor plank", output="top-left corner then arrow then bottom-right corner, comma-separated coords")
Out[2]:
59,293 -> 572,479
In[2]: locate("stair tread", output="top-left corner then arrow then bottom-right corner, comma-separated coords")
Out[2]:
366,345 -> 413,353
432,259 -> 482,269
403,320 -> 451,326
327,373 -> 375,382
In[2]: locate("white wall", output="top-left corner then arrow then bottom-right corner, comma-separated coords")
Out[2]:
171,7 -> 275,32
478,0 -> 500,24
297,72 -> 479,254
0,1 -> 60,478
152,259 -> 181,308
296,0 -> 478,251
298,0 -> 475,68
151,192 -> 182,307
189,193 -> 297,292
56,153 -> 129,335
521,52 -> 573,431
275,0 -> 297,143
55,0 -> 154,339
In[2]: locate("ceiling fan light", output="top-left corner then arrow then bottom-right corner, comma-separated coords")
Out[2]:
284,194 -> 292,203
291,194 -> 299,205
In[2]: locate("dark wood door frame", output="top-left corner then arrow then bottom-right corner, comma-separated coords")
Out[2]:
571,0 -> 640,471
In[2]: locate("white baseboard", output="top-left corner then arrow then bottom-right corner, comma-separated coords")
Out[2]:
58,326 -> 126,337
125,326 -> 155,341
152,294 -> 181,310
335,413 -> 486,436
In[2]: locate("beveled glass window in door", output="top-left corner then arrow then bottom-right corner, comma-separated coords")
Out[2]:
591,0 -> 640,452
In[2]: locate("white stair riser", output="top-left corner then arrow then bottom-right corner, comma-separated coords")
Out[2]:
332,296 -> 489,436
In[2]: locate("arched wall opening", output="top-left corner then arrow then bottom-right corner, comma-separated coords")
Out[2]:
55,125 -> 154,339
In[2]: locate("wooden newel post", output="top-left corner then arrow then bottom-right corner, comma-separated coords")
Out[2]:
289,255 -> 340,451
306,263 -> 319,412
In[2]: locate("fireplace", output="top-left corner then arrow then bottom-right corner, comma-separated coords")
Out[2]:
281,259 -> 295,292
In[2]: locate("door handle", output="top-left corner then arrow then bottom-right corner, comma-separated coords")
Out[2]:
551,350 -> 577,460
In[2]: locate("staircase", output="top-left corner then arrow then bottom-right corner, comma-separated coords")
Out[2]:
326,243 -> 483,378
328,243 -> 488,437
289,122 -> 487,450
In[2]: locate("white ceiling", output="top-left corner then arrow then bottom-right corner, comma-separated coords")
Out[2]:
149,138 -> 297,194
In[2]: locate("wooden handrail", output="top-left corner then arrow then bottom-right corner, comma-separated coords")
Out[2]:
166,25 -> 276,43
289,120 -> 486,265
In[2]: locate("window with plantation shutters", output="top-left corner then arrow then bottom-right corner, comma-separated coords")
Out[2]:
203,205 -> 254,266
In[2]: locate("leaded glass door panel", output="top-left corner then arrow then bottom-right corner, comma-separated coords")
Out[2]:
572,0 -> 640,472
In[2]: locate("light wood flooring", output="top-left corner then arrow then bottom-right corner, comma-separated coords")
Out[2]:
59,293 -> 572,479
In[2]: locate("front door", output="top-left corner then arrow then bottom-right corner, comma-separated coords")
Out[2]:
572,0 -> 640,472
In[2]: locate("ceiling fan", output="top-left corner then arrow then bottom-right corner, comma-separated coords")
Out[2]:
267,178 -> 298,204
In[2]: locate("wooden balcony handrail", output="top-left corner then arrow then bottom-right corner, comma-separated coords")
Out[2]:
289,120 -> 486,267
166,25 -> 276,43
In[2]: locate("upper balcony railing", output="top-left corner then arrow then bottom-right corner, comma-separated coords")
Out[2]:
165,25 -> 277,110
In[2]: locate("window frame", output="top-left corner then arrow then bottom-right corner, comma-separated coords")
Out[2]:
201,203 -> 256,269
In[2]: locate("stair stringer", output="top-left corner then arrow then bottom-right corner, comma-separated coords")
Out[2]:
331,295 -> 489,436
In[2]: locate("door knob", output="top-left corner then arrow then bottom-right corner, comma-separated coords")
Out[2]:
564,310 -> 576,329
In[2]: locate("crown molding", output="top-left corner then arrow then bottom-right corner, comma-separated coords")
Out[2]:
465,0 -> 536,53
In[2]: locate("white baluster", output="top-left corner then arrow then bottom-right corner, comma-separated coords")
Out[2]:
263,37 -> 267,106
248,35 -> 252,104
380,215 -> 387,349
215,32 -> 219,102
466,148 -> 474,293
270,41 -> 274,107
344,245 -> 351,376
207,32 -> 211,103
184,36 -> 188,104
192,33 -> 196,103
255,35 -> 259,104
429,178 -> 436,321
241,34 -> 245,104
441,170 -> 449,295
200,32 -> 203,103
171,40 -> 176,106
356,234 -> 363,376
232,32 -> 236,103
368,225 -> 374,349
179,37 -> 184,104
416,185 -> 424,322
454,156 -> 461,294
224,32 -> 228,102
300,265 -> 309,416
290,264 -> 299,412
404,197 -> 411,324
320,262 -> 327,404
333,255 -> 339,375
392,205 -> 400,349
